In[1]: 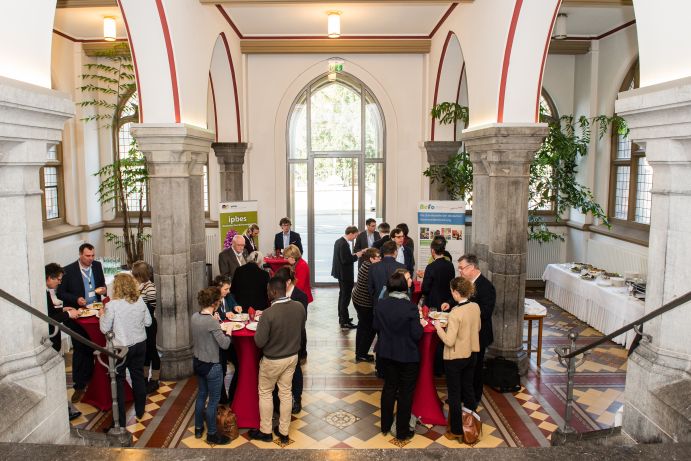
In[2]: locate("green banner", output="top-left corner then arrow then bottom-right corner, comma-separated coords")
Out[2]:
219,201 -> 258,249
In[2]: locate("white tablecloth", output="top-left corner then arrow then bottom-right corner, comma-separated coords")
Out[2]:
542,264 -> 644,348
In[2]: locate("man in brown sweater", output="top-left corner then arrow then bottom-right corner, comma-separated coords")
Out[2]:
250,277 -> 306,444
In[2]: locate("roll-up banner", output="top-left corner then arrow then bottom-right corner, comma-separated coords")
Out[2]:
417,201 -> 466,273
219,201 -> 258,249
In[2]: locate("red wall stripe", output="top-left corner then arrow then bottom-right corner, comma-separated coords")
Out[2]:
154,0 -> 181,123
209,72 -> 218,142
429,4 -> 458,39
536,2 -> 562,122
216,4 -> 244,38
220,33 -> 242,143
453,62 -> 466,142
497,0 -> 524,123
431,31 -> 455,141
115,0 -> 143,122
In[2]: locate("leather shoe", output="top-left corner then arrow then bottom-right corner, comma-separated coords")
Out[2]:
206,432 -> 230,445
71,388 -> 85,403
248,428 -> 273,442
273,426 -> 289,445
194,427 -> 204,439
68,409 -> 82,421
340,322 -> 357,330
356,354 -> 375,363
291,399 -> 302,414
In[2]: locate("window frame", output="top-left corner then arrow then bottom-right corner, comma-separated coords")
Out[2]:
530,88 -> 559,216
40,142 -> 66,227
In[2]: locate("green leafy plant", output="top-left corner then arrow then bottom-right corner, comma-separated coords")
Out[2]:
77,44 -> 149,266
425,103 -> 628,242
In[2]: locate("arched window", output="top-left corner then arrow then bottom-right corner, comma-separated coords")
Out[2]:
287,72 -> 385,283
609,60 -> 651,226
529,89 -> 560,212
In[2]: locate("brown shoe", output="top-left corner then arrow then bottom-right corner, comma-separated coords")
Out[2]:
71,388 -> 85,403
444,430 -> 462,440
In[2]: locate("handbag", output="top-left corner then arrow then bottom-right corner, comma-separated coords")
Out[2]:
461,407 -> 482,445
484,356 -> 521,393
216,405 -> 239,441
193,357 -> 213,377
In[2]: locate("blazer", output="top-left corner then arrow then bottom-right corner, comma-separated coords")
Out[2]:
372,235 -> 391,250
57,260 -> 106,307
354,230 -> 381,267
373,296 -> 423,363
400,245 -> 415,275
217,293 -> 239,320
294,258 -> 313,303
421,257 -> 456,309
274,230 -> 303,254
331,236 -> 357,282
230,263 -> 270,310
367,256 -> 405,306
47,290 -> 70,352
472,274 -> 496,349
243,234 -> 258,256
218,248 -> 244,279
290,287 -> 309,358
436,300 -> 481,360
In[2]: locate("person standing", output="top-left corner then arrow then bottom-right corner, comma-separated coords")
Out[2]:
274,217 -> 303,255
191,287 -> 232,445
391,227 -> 415,275
212,275 -> 239,405
434,277 -> 481,440
243,224 -> 260,256
353,218 -> 380,267
331,226 -> 364,330
420,238 -> 456,309
372,222 -> 391,249
367,240 -> 405,306
99,273 -> 151,428
249,278 -> 307,444
218,234 -> 246,279
131,260 -> 161,394
373,269 -> 424,442
230,251 -> 270,311
57,243 -> 107,403
283,244 -> 313,304
351,248 -> 381,362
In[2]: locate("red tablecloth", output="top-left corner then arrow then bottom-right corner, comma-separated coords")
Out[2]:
264,257 -> 290,274
228,326 -> 260,429
411,323 -> 447,426
76,316 -> 132,411
412,280 -> 423,305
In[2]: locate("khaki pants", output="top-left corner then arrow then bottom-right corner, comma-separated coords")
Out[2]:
258,354 -> 298,435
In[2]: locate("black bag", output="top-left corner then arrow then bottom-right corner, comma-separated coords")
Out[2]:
484,357 -> 521,393
193,357 -> 213,377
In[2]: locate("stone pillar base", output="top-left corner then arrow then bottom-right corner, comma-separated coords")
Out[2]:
159,345 -> 195,380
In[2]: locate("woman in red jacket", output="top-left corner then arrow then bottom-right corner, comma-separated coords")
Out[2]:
283,244 -> 313,304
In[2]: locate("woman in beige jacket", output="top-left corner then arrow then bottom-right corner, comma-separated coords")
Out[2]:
434,277 -> 481,438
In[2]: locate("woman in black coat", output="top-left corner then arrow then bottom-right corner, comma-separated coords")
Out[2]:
373,268 -> 424,442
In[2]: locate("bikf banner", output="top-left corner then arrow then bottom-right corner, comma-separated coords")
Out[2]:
417,201 -> 466,273
219,201 -> 258,249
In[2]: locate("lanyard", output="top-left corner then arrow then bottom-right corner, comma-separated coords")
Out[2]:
81,267 -> 93,289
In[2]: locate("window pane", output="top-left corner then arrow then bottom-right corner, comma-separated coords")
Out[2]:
614,166 -> 630,219
365,162 -> 384,222
365,92 -> 383,159
616,135 -> 631,160
47,145 -> 57,161
43,166 -> 59,219
118,121 -> 147,211
635,157 -> 652,224
289,162 -> 308,260
289,93 -> 307,159
310,82 -> 361,152
203,164 -> 209,213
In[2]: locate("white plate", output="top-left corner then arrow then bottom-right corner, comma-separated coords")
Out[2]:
246,322 -> 258,331
429,311 -> 448,320
223,321 -> 245,332
229,313 -> 249,322
79,309 -> 99,318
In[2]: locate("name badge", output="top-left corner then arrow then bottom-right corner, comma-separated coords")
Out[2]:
88,290 -> 96,298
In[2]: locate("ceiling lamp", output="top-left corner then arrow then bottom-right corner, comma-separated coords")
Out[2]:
327,11 -> 341,38
553,13 -> 567,40
103,16 -> 117,42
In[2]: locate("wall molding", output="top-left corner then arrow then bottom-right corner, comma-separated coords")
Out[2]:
240,38 -> 431,54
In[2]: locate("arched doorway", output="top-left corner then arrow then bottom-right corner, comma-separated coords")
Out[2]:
287,72 -> 385,284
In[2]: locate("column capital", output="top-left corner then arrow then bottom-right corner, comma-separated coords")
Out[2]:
461,124 -> 548,159
212,142 -> 248,166
423,141 -> 462,166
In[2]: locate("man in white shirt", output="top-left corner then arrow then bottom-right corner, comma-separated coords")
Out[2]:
353,218 -> 381,268
219,235 -> 247,278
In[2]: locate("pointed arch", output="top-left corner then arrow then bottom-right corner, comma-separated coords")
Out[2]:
209,33 -> 242,142
431,31 -> 466,141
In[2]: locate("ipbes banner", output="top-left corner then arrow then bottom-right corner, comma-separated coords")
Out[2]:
219,201 -> 258,249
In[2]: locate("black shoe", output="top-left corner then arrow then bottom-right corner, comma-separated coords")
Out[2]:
206,432 -> 230,445
340,322 -> 357,330
146,379 -> 160,394
356,354 -> 375,363
68,409 -> 82,421
273,426 -> 290,445
248,428 -> 273,442
395,431 -> 414,442
292,399 -> 302,414
195,427 -> 204,439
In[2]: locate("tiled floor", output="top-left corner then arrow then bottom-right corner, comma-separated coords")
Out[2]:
67,286 -> 628,449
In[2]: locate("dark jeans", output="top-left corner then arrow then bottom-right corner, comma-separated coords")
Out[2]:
354,304 -> 375,357
219,344 -> 239,403
66,320 -> 94,390
115,340 -> 146,426
195,362 -> 223,436
445,354 -> 477,435
337,279 -> 354,325
144,317 -> 160,371
474,347 -> 486,402
380,357 -> 419,439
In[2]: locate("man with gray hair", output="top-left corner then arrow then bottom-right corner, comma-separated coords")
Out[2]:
218,234 -> 246,279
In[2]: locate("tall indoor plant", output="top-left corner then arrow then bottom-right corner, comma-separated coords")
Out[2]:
78,44 -> 149,266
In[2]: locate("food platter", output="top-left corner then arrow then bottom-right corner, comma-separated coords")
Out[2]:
428,311 -> 449,320
79,308 -> 99,318
89,302 -> 103,310
229,313 -> 249,322
245,322 -> 259,331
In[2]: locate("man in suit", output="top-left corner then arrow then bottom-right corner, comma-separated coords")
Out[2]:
391,227 -> 415,276
230,251 -> 270,310
219,234 -> 246,278
368,241 -> 405,307
57,243 -> 107,403
420,238 -> 456,309
353,218 -> 380,268
372,222 -> 391,249
274,217 -> 303,255
442,253 -> 496,402
331,226 -> 364,330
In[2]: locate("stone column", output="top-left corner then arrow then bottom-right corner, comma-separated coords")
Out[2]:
0,77 -> 74,443
461,125 -> 548,375
130,124 -> 214,379
423,141 -> 463,200
213,142 -> 247,202
615,77 -> 691,443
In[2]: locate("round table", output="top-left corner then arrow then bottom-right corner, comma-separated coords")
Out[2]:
76,316 -> 132,411
411,322 -> 447,426
264,257 -> 290,274
227,325 -> 261,429
412,280 -> 423,305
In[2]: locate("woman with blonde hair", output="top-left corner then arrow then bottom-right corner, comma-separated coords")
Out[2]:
434,276 -> 481,440
131,260 -> 160,393
100,272 -> 151,426
282,244 -> 313,304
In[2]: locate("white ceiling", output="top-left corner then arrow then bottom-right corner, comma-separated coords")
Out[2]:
52,3 -> 636,41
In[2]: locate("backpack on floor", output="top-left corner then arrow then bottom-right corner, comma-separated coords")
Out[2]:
216,405 -> 239,441
484,357 -> 521,393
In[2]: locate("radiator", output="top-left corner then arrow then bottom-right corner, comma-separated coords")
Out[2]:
527,238 -> 566,280
586,238 -> 648,277
206,231 -> 220,276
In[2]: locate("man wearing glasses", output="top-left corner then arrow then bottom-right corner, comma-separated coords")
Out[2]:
441,254 -> 496,402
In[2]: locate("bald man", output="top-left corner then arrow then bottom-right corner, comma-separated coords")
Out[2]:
219,234 -> 247,278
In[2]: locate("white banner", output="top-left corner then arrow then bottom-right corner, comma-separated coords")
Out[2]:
416,201 -> 466,273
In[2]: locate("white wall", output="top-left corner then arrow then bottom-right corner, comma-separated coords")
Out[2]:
542,54 -> 575,117
245,54 -> 425,256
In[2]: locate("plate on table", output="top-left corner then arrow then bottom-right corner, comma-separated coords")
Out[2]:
224,322 -> 245,333
246,322 -> 259,331
229,313 -> 249,322
428,311 -> 449,320
79,309 -> 99,318
88,302 -> 103,310
580,273 -> 596,281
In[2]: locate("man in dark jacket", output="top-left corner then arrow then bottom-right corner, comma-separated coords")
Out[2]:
391,227 -> 415,275
274,217 -> 303,255
353,218 -> 380,267
368,240 -> 406,306
442,254 -> 496,402
230,251 -> 270,310
331,226 -> 364,330
57,243 -> 106,403
421,238 -> 456,309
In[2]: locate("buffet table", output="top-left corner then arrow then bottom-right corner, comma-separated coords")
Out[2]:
542,264 -> 644,348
